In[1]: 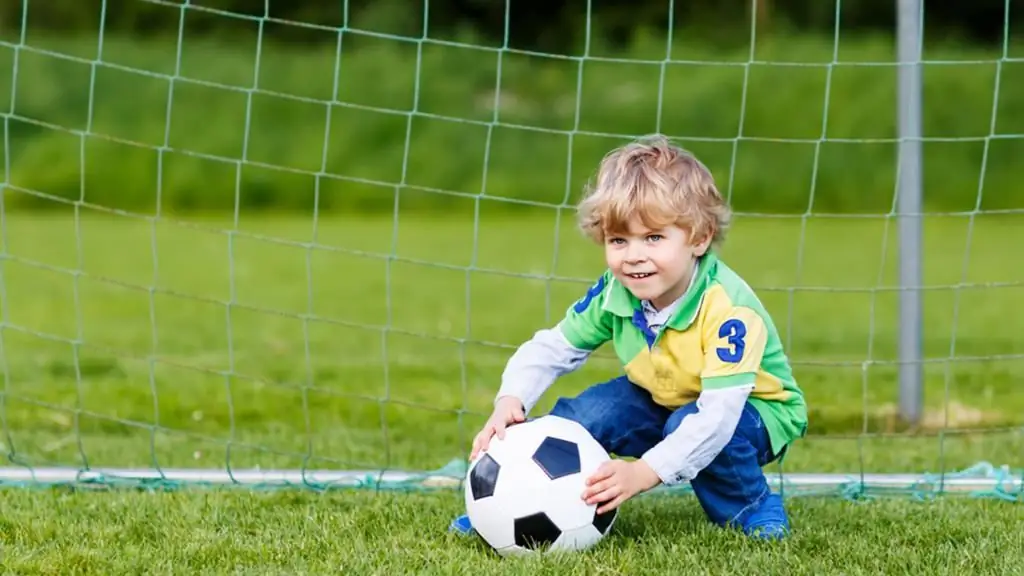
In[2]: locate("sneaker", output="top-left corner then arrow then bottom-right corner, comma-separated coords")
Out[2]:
448,514 -> 474,536
745,522 -> 790,540
741,493 -> 790,541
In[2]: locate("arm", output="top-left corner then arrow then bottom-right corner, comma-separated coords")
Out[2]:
494,273 -> 615,414
494,323 -> 592,414
641,384 -> 753,485
641,303 -> 769,485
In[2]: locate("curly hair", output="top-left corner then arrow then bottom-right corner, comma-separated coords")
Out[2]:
576,134 -> 731,248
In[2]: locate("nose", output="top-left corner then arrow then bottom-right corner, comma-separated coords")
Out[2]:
624,241 -> 646,263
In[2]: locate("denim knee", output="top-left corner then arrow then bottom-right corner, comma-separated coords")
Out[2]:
548,376 -> 670,458
661,401 -> 780,526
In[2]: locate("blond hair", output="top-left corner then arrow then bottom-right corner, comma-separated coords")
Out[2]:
576,134 -> 731,248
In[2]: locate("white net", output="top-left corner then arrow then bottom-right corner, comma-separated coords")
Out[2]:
0,0 -> 1021,497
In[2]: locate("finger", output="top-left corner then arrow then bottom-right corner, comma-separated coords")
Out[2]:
511,406 -> 526,422
586,466 -> 615,486
479,427 -> 496,450
585,485 -> 622,506
471,433 -> 487,458
596,494 -> 626,515
475,424 -> 496,452
470,434 -> 484,460
581,477 -> 615,500
494,421 -> 507,440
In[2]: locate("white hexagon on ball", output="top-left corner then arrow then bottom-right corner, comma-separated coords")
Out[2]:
463,414 -> 618,556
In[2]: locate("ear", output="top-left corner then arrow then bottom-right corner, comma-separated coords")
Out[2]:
691,227 -> 714,256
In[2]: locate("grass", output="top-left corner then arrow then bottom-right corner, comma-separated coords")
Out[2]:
1,490 -> 1022,574
0,208 -> 1021,572
1,31 -> 1023,214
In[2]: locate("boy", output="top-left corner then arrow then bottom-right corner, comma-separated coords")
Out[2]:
450,134 -> 807,541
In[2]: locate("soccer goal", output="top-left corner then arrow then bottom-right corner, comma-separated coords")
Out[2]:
0,0 -> 1020,501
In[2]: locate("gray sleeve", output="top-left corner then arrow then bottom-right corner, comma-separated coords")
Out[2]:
641,384 -> 754,485
494,321 -> 593,414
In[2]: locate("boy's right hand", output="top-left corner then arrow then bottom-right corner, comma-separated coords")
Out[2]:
469,396 -> 526,461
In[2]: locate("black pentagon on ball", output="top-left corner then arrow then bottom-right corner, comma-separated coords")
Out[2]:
531,436 -> 581,480
593,506 -> 617,535
469,453 -> 500,500
513,512 -> 562,549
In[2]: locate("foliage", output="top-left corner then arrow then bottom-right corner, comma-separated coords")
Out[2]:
2,33 -> 1021,215
2,0 -> 1016,56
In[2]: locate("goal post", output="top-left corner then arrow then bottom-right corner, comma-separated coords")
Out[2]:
0,0 -> 1020,501
896,0 -> 924,427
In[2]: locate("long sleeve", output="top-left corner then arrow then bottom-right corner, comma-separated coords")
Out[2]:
641,383 -> 754,485
494,321 -> 593,414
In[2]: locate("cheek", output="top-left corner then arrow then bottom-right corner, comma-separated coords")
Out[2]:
653,245 -> 692,272
604,246 -> 621,267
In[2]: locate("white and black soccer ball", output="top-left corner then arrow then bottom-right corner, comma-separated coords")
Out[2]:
463,414 -> 618,556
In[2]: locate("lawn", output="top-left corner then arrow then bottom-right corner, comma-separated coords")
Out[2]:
1,489 -> 1022,574
0,209 -> 1020,573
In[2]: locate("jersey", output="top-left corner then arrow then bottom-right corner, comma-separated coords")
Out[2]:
559,251 -> 808,457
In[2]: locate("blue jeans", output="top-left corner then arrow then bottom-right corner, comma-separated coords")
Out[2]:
549,375 -> 789,536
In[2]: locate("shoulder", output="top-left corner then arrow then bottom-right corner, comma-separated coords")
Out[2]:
698,260 -> 773,343
702,259 -> 772,321
709,259 -> 762,304
570,269 -> 616,315
560,269 -> 620,350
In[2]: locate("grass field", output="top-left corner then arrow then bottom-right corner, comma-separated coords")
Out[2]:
2,490 -> 1022,574
0,209 -> 1021,572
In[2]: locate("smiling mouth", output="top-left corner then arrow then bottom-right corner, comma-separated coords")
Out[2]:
626,272 -> 655,279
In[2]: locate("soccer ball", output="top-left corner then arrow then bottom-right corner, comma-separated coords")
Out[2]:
463,414 -> 618,556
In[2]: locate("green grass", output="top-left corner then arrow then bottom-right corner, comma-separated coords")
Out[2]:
0,210 -> 1021,572
1,31 -> 1023,214
2,490 -> 1023,574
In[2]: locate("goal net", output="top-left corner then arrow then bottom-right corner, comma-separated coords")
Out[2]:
0,0 -> 1021,500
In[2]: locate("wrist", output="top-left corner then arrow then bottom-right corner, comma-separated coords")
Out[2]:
495,395 -> 524,409
632,459 -> 662,491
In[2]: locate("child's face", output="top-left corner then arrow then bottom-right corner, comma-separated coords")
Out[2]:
603,217 -> 711,310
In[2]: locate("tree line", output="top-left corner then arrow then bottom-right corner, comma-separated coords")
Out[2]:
2,0 -> 1017,54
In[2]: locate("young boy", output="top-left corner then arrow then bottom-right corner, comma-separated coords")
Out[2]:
451,134 -> 808,541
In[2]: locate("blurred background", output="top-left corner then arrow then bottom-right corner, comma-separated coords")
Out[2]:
0,0 -> 1022,215
0,0 -> 1020,480
0,5 -> 1022,574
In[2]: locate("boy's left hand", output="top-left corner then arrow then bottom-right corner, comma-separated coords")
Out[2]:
581,459 -> 662,514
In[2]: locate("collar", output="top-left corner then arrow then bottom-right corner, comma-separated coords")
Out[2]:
601,251 -> 717,331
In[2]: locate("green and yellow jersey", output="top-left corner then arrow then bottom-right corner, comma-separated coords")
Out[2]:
556,251 -> 807,457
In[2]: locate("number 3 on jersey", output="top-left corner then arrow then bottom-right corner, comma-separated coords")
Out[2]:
716,318 -> 746,363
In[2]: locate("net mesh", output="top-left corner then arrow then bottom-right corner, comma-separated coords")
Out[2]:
0,0 -> 1021,501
